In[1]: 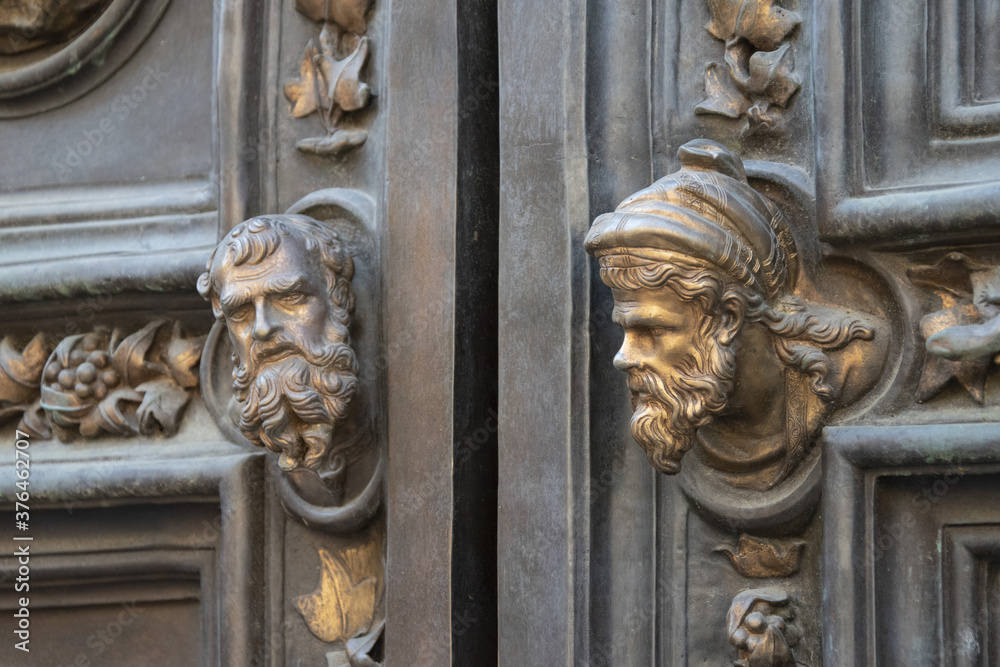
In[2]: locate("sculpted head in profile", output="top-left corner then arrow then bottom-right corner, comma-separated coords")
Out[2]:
198,215 -> 358,472
586,140 -> 882,490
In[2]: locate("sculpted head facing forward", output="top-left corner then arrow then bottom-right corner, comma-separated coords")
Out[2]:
198,215 -> 358,472
586,140 -> 875,489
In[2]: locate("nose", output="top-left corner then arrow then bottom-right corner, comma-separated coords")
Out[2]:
613,334 -> 640,372
252,300 -> 276,341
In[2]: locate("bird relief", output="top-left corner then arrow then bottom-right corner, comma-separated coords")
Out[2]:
285,0 -> 373,157
908,252 -> 1000,404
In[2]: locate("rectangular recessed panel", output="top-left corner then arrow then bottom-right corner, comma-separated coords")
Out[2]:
0,502 -> 219,665
873,473 -> 1000,666
943,525 -> 1000,666
857,0 -> 1000,191
0,598 -> 202,666
816,0 -> 1000,242
0,0 -> 233,299
974,0 -> 1000,103
0,0 -> 214,194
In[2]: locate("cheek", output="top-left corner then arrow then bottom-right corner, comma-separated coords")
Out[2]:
226,329 -> 249,362
285,302 -> 328,339
225,318 -> 250,340
651,334 -> 699,367
308,298 -> 330,322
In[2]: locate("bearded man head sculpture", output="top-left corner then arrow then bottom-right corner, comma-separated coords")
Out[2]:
198,214 -> 359,472
586,139 -> 882,490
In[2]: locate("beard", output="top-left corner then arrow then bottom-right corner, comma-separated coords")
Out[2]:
627,332 -> 735,474
232,331 -> 358,471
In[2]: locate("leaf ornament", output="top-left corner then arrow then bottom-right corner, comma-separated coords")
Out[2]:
296,540 -> 383,644
0,333 -> 53,406
747,43 -> 800,106
111,320 -> 170,387
697,0 -> 801,130
697,61 -> 751,118
908,253 -> 1000,404
285,42 -> 325,118
167,322 -> 205,389
705,0 -> 741,40
18,400 -> 50,440
287,0 -> 373,157
297,550 -> 378,643
84,387 -> 144,438
315,34 -> 371,115
733,0 -> 801,51
136,378 -> 189,436
346,617 -> 385,667
294,0 -> 371,35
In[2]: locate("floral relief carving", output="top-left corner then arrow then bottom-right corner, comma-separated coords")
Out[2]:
715,534 -> 805,578
0,321 -> 205,440
285,0 -> 373,157
696,0 -> 802,131
727,588 -> 800,667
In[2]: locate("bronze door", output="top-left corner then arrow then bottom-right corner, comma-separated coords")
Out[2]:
1,0 -> 999,665
497,0 -> 1000,666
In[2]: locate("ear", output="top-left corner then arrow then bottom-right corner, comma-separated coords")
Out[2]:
716,294 -> 746,346
211,297 -> 224,321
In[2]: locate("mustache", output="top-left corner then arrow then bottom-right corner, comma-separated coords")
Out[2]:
627,369 -> 667,411
248,333 -> 303,366
233,332 -> 358,397
626,371 -> 649,394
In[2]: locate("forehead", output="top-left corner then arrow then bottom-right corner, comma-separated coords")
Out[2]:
610,287 -> 702,323
215,235 -> 322,294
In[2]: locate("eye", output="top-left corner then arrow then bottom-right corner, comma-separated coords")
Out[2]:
649,326 -> 675,336
229,305 -> 253,322
279,292 -> 307,305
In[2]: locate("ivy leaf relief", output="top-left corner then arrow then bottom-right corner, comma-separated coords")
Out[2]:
700,0 -> 801,129
315,34 -> 371,114
285,42 -> 326,119
696,61 -> 751,118
706,0 -> 742,40
733,0 -> 801,51
136,378 -> 189,436
746,43 -> 800,107
296,547 -> 379,643
294,0 -> 371,35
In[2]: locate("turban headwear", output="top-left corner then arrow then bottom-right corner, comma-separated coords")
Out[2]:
585,139 -> 798,301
